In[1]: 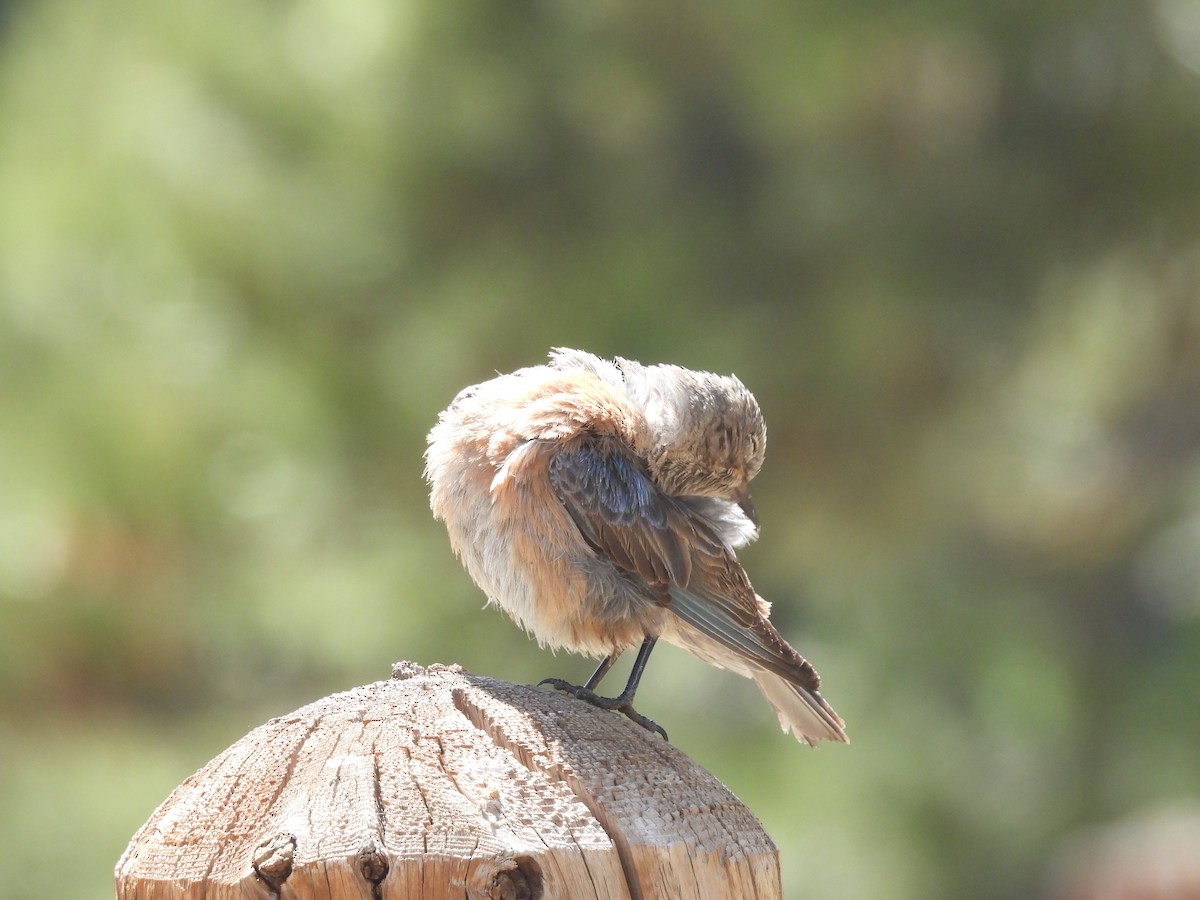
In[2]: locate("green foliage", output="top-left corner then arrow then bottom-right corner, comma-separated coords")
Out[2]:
2,0 -> 1199,897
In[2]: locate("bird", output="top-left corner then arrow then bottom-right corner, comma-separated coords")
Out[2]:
424,348 -> 847,746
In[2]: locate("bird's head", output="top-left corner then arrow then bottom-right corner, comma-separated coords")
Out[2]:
623,363 -> 767,522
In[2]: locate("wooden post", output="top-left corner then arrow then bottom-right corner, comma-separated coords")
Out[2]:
115,662 -> 781,899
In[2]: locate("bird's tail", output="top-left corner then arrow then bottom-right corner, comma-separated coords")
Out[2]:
752,669 -> 848,747
660,588 -> 849,747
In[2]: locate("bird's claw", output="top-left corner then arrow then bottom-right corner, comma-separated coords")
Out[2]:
614,704 -> 669,741
537,678 -> 669,741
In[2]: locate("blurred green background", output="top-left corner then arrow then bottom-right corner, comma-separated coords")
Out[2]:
3,0 -> 1200,897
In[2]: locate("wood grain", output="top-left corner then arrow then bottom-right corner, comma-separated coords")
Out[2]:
115,662 -> 781,899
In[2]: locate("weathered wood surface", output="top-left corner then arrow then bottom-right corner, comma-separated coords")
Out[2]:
115,662 -> 781,899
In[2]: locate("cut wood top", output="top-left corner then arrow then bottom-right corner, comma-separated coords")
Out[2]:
115,661 -> 781,900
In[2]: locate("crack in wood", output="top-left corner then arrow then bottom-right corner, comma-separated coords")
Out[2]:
452,685 -> 645,900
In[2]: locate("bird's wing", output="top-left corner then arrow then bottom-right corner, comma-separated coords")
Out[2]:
548,438 -> 822,692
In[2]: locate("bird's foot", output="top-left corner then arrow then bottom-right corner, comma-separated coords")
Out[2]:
537,678 -> 669,741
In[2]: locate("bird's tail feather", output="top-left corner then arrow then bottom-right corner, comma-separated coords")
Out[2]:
752,670 -> 848,747
665,585 -> 848,747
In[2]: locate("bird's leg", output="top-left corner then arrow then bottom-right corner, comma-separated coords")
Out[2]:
584,653 -> 618,691
539,652 -> 616,695
538,636 -> 667,740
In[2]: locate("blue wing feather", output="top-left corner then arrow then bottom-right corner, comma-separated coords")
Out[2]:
547,437 -> 821,692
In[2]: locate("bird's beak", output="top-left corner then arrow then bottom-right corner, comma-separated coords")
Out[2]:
734,484 -> 758,525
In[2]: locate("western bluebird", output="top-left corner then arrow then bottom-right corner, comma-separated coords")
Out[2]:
424,349 -> 847,746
